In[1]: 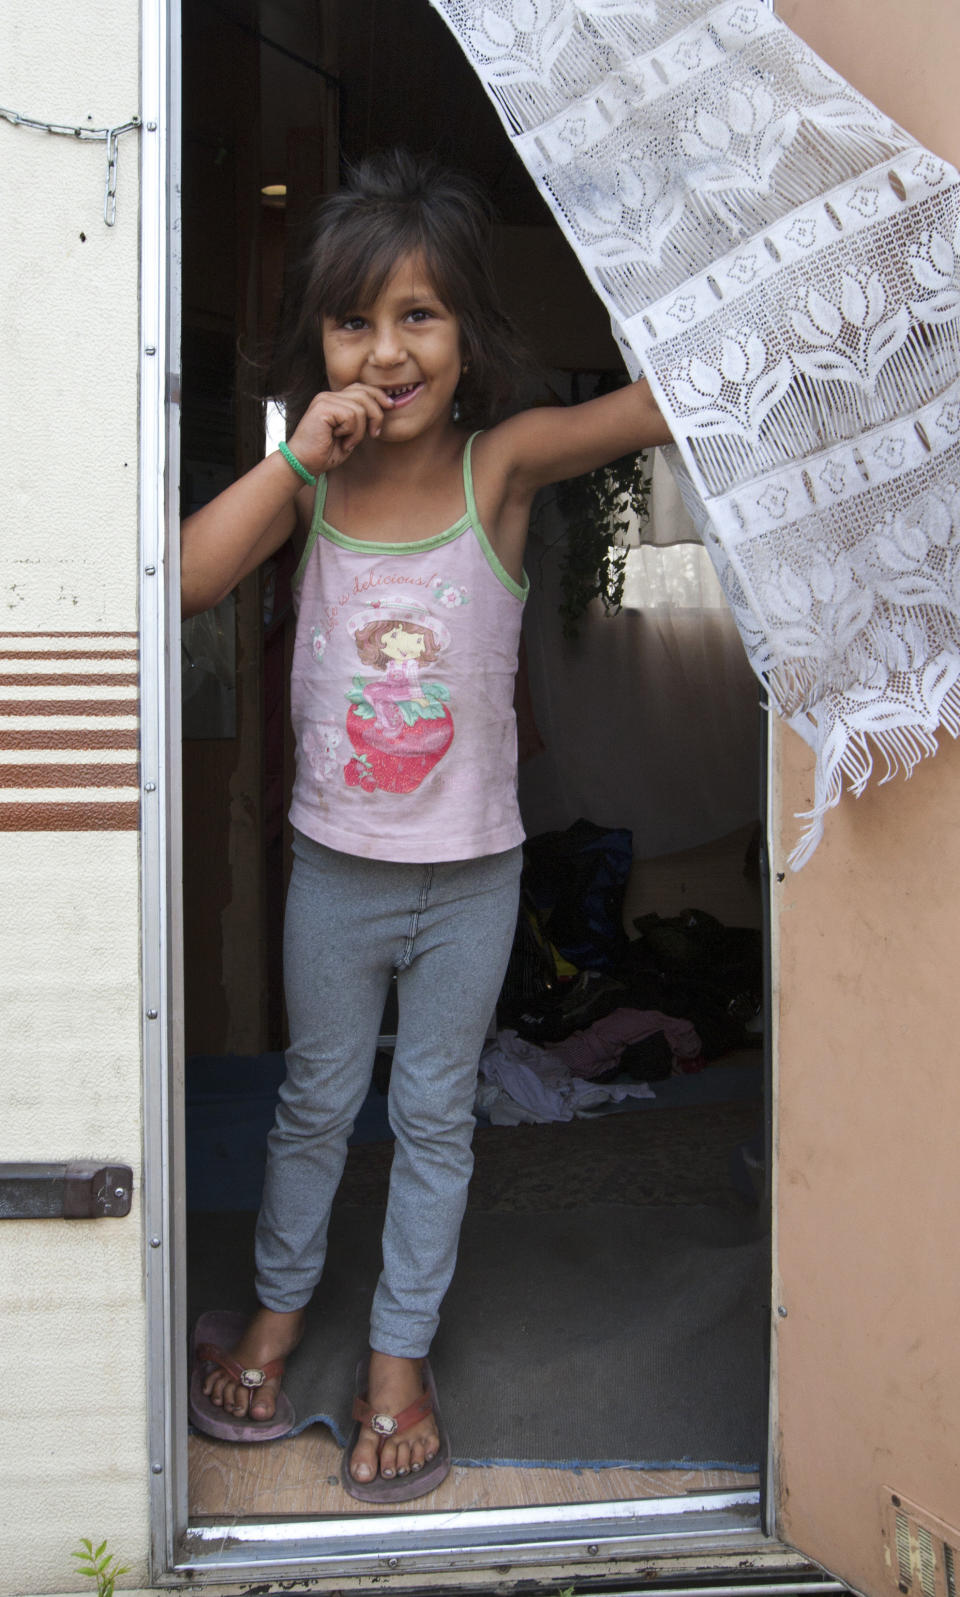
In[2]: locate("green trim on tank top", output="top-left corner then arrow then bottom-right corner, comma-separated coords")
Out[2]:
461,433 -> 529,602
293,433 -> 529,601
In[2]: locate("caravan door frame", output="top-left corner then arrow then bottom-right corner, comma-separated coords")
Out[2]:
139,0 -> 823,1586
141,0 -> 189,1573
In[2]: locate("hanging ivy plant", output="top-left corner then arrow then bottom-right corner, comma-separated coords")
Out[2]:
555,444 -> 654,640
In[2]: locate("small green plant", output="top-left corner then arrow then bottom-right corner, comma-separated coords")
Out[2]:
556,445 -> 653,639
552,370 -> 654,639
71,1539 -> 129,1597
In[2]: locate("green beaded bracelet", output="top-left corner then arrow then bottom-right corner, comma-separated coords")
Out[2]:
278,440 -> 317,487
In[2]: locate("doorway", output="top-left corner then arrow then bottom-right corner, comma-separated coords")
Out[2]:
177,0 -> 770,1542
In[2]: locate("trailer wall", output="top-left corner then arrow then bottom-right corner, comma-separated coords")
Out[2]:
0,3 -> 148,1591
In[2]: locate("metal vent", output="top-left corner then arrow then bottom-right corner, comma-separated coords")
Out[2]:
882,1491 -> 960,1597
918,1527 -> 939,1597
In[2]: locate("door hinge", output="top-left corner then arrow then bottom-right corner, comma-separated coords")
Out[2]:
0,1162 -> 133,1219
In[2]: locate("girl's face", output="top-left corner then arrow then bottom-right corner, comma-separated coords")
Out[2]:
321,253 -> 464,443
381,624 -> 427,663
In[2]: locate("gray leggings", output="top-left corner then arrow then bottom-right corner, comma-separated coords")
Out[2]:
255,831 -> 522,1356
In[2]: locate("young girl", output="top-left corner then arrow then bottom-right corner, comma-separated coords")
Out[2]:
182,150 -> 671,1502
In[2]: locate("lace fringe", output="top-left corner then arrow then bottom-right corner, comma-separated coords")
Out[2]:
787,675 -> 960,868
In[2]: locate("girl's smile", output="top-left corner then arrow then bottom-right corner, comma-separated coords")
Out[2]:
381,380 -> 425,408
322,254 -> 463,438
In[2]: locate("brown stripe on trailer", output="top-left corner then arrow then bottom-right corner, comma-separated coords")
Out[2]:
0,764 -> 139,789
0,800 -> 140,831
0,673 -> 140,687
0,650 -> 138,661
0,700 -> 137,716
0,727 -> 139,750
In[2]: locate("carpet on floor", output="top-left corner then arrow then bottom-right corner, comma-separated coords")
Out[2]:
185,1051 -> 763,1212
188,1200 -> 766,1471
339,1098 -> 763,1211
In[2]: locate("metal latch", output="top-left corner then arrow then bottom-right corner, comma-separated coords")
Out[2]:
0,1163 -> 133,1219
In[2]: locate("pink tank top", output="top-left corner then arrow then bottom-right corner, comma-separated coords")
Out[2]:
289,435 -> 528,863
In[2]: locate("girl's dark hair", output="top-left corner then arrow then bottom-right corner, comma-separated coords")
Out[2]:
272,150 -> 527,432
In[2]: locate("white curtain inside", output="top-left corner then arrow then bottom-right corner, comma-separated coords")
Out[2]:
519,457 -> 761,859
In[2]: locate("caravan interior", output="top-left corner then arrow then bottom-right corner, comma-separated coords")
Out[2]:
179,0 -> 771,1536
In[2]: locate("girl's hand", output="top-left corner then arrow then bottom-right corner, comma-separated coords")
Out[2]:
180,386 -> 392,619
287,384 -> 394,474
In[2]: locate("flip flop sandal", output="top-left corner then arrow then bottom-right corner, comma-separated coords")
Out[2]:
189,1310 -> 296,1442
341,1356 -> 451,1503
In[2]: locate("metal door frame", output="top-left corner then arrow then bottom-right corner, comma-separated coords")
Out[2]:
139,0 -> 801,1584
140,0 -> 187,1573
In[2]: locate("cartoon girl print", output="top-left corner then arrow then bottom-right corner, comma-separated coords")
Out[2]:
344,598 -> 454,794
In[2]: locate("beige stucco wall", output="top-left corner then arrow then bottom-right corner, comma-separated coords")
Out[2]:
773,2 -> 960,1591
0,2 -> 141,627
0,2 -> 149,1593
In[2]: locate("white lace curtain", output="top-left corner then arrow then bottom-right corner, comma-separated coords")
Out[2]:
430,0 -> 960,864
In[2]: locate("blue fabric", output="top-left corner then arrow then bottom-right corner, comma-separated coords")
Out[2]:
186,1054 -> 395,1213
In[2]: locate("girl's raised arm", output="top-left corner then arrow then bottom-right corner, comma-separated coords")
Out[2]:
490,378 -> 673,499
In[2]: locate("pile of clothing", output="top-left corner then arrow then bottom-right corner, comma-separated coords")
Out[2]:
489,818 -> 763,1127
477,1008 -> 703,1126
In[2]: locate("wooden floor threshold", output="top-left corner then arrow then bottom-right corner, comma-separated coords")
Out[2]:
190,1429 -> 759,1517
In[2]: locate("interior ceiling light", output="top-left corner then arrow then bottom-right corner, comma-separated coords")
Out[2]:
261,183 -> 287,197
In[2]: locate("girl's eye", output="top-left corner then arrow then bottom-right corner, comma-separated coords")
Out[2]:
406,308 -> 434,323
340,315 -> 367,332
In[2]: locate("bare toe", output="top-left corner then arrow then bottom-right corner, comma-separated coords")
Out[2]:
350,1431 -> 379,1482
249,1381 -> 280,1421
225,1381 -> 249,1416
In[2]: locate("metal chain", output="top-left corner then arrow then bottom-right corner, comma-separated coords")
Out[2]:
0,107 -> 141,225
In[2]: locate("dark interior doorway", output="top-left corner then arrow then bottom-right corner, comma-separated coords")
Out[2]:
180,0 -> 769,1523
179,0 -> 622,1053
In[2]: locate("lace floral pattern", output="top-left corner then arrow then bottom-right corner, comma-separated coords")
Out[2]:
430,0 -> 960,863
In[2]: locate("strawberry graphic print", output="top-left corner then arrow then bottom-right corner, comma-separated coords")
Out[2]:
287,437 -> 526,863
344,599 -> 454,795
